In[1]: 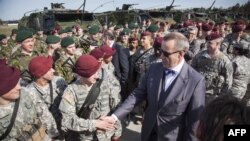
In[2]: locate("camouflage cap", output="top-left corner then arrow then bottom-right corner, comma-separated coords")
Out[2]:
147,25 -> 159,33
234,40 -> 250,50
0,34 -> 7,41
46,35 -> 61,44
120,28 -> 131,36
88,26 -> 99,35
16,30 -> 33,42
61,37 -> 75,48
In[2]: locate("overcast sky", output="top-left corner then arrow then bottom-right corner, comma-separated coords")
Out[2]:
0,0 -> 248,21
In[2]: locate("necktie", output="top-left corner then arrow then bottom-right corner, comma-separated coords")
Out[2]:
163,69 -> 176,91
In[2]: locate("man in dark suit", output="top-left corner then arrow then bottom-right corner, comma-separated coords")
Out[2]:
103,32 -> 129,101
103,32 -> 205,141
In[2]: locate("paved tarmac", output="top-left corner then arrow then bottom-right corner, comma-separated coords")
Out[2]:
120,115 -> 142,141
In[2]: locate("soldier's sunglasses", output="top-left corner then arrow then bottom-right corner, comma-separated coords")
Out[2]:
159,48 -> 183,57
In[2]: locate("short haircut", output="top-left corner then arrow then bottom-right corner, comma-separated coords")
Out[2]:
163,32 -> 189,51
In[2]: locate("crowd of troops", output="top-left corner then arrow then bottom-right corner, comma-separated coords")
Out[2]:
0,17 -> 250,141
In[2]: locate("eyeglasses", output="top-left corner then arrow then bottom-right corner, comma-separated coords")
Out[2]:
159,48 -> 183,57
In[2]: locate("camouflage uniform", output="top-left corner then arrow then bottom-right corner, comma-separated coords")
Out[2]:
132,47 -> 154,120
0,44 -> 12,59
229,56 -> 250,99
134,47 -> 154,83
184,39 -> 202,64
0,88 -> 58,141
195,38 -> 206,52
221,34 -> 241,59
73,35 -> 99,54
7,37 -> 16,48
117,42 -> 129,48
34,37 -> 48,54
59,69 -> 121,141
26,76 -> 67,137
192,50 -> 233,103
8,51 -> 39,86
54,54 -> 77,84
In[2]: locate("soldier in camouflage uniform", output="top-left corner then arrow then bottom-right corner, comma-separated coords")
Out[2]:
196,23 -> 213,52
27,56 -> 67,139
0,60 -> 59,141
59,55 -> 121,141
128,22 -> 140,39
54,37 -> 78,84
59,29 -> 68,39
117,28 -> 130,48
34,30 -> 47,54
8,30 -> 39,86
146,25 -> 159,39
132,31 -> 154,123
113,25 -> 123,41
192,33 -> 233,104
221,20 -> 245,59
134,31 -> 155,84
7,29 -> 17,48
184,26 -> 201,64
0,34 -> 12,59
72,25 -> 92,54
229,40 -> 250,101
87,26 -> 102,49
45,35 -> 62,63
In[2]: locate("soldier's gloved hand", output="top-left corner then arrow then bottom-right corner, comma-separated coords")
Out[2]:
94,119 -> 115,131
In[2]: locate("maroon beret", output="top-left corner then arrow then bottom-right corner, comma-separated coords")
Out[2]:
29,56 -> 53,78
74,55 -> 101,78
232,24 -> 245,33
153,37 -> 163,49
129,37 -> 138,43
183,20 -> 194,28
100,45 -> 116,59
141,31 -> 152,37
90,48 -> 105,60
206,33 -> 221,41
202,23 -> 212,31
0,59 -> 20,96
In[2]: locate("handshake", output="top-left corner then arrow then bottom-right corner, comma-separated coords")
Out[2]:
95,115 -> 117,131
95,115 -> 120,141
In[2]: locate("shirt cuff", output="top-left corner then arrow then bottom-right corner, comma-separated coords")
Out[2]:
111,114 -> 118,121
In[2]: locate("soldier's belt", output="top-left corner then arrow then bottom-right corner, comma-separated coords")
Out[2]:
16,119 -> 46,141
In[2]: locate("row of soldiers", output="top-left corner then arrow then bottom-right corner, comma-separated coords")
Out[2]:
0,17 -> 250,140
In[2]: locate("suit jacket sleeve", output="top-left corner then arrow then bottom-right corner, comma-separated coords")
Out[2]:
118,45 -> 129,84
113,68 -> 148,120
185,77 -> 205,141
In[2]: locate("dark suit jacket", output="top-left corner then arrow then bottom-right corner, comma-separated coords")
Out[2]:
111,43 -> 129,84
114,61 -> 205,141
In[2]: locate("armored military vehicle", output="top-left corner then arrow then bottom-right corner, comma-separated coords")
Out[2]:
18,3 -> 95,33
